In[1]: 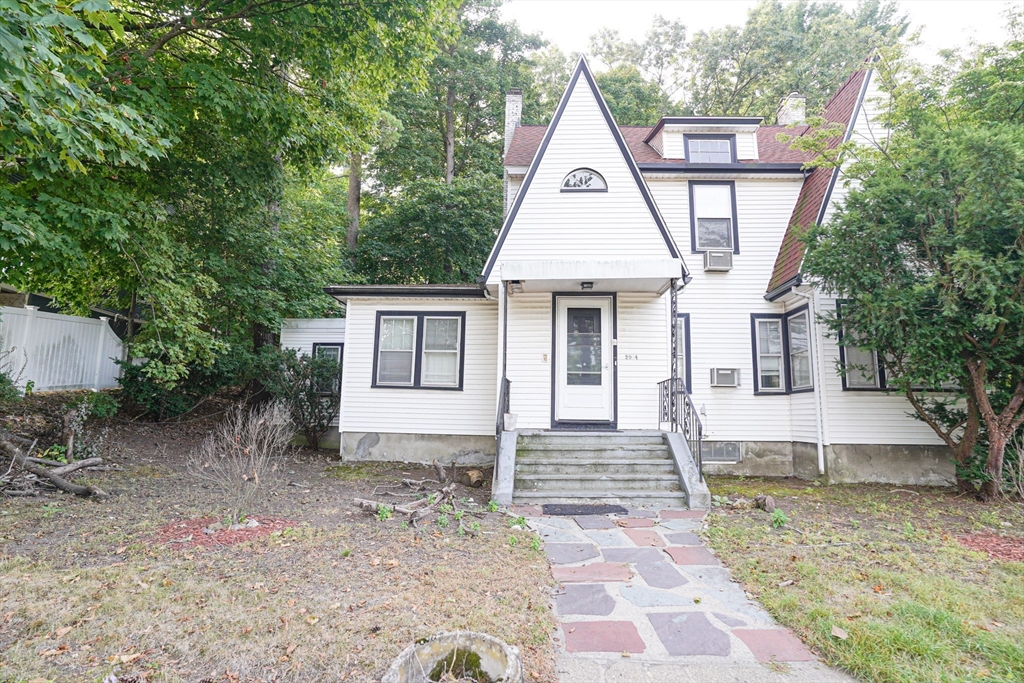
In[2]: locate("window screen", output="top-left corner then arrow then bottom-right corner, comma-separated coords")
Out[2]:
692,184 -> 735,250
756,318 -> 784,391
422,317 -> 461,387
787,312 -> 812,390
845,344 -> 881,388
688,138 -> 732,163
377,317 -> 416,385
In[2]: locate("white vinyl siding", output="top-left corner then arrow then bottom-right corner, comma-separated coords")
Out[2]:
340,299 -> 497,436
647,176 -> 802,442
505,293 -> 553,429
281,317 -> 347,429
616,293 -> 671,429
660,130 -> 757,160
485,74 -> 676,286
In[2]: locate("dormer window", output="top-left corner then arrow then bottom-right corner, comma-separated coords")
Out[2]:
561,168 -> 607,192
685,135 -> 736,163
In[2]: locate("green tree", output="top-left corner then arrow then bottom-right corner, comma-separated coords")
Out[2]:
595,65 -> 676,126
1,0 -> 454,384
802,43 -> 1024,499
684,0 -> 908,118
591,15 -> 687,100
356,174 -> 501,284
368,0 -> 544,188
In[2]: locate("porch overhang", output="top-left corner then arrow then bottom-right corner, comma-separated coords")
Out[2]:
496,258 -> 685,294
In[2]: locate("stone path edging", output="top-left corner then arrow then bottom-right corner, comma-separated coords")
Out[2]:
512,505 -> 857,683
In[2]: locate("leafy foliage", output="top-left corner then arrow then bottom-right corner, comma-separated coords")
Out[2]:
357,174 -> 502,284
261,349 -> 342,451
2,0 -> 454,384
802,37 -> 1024,497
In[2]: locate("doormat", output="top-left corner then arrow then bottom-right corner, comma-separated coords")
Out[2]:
542,504 -> 627,516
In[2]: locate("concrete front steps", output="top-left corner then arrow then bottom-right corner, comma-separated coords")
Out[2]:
512,431 -> 689,508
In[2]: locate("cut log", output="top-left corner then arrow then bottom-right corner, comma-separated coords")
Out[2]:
448,459 -> 457,484
50,458 -> 103,477
459,469 -> 485,488
0,436 -> 108,498
432,459 -> 446,484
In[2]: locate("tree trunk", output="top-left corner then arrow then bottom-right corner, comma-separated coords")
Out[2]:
979,433 -> 1009,501
346,150 -> 361,261
445,86 -> 455,184
953,391 -> 981,494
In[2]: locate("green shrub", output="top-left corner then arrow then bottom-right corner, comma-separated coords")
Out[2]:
261,348 -> 342,450
0,336 -> 23,403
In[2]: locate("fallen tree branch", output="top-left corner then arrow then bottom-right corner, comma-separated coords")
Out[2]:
432,459 -> 446,484
26,457 -> 65,468
0,437 -> 108,498
50,457 -> 104,477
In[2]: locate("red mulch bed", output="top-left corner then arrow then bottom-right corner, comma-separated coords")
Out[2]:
959,533 -> 1024,562
153,516 -> 294,550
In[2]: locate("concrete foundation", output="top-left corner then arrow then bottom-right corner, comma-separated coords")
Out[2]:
703,440 -> 955,486
825,443 -> 955,486
291,426 -> 340,450
340,431 -> 495,466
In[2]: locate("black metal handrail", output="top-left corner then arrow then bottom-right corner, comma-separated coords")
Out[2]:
658,377 -> 703,480
496,377 -> 511,436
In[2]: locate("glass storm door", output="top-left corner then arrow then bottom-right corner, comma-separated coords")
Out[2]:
555,297 -> 614,422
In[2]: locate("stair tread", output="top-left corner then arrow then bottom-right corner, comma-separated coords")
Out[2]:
513,491 -> 687,500
517,472 -> 679,480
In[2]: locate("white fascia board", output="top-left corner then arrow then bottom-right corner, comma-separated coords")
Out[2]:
499,258 -> 684,293
663,124 -> 760,134
504,166 -> 529,175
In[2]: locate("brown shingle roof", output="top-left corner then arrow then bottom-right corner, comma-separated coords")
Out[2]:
765,68 -> 869,294
504,123 -> 810,165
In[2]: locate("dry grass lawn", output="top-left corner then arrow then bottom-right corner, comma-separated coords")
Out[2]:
705,477 -> 1024,683
0,410 -> 558,683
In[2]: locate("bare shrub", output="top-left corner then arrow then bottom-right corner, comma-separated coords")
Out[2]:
187,402 -> 293,524
1007,432 -> 1024,501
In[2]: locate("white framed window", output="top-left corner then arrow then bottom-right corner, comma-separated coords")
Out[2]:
376,316 -> 416,386
787,311 -> 812,390
373,311 -> 466,390
754,317 -> 785,392
686,137 -> 733,163
844,344 -> 881,389
690,182 -> 737,252
421,317 -> 461,387
561,168 -> 607,191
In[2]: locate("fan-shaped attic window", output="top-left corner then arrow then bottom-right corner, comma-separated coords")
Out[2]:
561,168 -> 607,192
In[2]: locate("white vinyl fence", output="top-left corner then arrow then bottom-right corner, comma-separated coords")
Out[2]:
0,306 -> 125,392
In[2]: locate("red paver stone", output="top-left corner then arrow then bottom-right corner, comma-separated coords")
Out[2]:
660,509 -> 707,519
616,518 -> 656,528
623,528 -> 666,547
552,563 -> 632,583
733,629 -> 815,662
664,546 -> 721,566
563,620 -> 646,653
510,505 -> 542,517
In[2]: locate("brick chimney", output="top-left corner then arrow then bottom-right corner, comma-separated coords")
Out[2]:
777,92 -> 806,125
503,88 -> 523,214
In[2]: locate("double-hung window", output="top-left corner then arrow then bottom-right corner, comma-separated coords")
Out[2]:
686,135 -> 735,163
836,302 -> 884,390
689,181 -> 738,253
373,312 -> 465,390
787,310 -> 812,390
751,308 -> 814,394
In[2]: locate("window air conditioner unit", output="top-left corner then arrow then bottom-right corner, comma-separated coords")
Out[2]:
703,250 -> 733,272
710,368 -> 740,387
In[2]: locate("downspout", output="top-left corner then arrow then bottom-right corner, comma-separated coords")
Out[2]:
790,288 -> 826,476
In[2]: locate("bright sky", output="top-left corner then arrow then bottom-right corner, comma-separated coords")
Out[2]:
501,0 -> 1019,65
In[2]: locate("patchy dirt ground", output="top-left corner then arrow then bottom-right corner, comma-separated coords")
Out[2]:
705,477 -> 1024,683
0,393 -> 558,682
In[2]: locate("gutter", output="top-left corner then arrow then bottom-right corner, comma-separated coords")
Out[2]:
764,274 -> 802,302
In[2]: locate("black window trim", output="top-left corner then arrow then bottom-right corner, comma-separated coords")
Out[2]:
750,304 -> 813,395
689,180 -> 740,255
676,312 -> 692,393
560,167 -> 609,193
684,133 -> 738,163
371,311 -> 467,391
835,300 -> 887,391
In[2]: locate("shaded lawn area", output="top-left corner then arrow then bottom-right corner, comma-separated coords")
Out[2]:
704,477 -> 1024,683
0,420 -> 557,682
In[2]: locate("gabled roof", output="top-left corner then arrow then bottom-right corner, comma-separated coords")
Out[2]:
765,67 -> 873,298
482,57 -> 684,282
504,123 -> 813,167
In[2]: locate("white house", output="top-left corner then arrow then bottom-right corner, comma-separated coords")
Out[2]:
322,57 -> 953,508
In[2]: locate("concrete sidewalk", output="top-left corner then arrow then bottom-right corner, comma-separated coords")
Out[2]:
514,506 -> 856,683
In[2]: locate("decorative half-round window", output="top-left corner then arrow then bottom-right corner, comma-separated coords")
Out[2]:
561,168 -> 607,192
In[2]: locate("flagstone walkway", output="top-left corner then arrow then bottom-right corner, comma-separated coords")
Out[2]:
512,505 -> 856,683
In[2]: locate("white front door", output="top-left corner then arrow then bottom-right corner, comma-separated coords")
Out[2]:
555,296 -> 614,423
